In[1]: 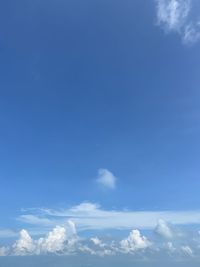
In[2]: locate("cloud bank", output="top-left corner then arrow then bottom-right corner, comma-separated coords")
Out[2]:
1,219 -> 200,259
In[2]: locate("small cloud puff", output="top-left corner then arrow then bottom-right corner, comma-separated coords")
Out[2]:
96,169 -> 117,190
155,219 -> 174,239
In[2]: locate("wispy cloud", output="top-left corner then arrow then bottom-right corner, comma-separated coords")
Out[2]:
17,202 -> 200,232
155,0 -> 200,44
156,0 -> 191,31
183,21 -> 200,43
0,229 -> 18,238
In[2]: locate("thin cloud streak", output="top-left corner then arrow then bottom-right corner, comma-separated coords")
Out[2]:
18,202 -> 200,231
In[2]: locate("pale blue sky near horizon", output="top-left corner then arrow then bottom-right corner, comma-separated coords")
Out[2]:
1,0 -> 200,259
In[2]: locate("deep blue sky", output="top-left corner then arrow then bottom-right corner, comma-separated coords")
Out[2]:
0,0 -> 200,233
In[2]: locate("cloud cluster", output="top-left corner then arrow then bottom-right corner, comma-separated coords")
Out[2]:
0,219 -> 199,259
10,221 -> 78,256
155,0 -> 200,44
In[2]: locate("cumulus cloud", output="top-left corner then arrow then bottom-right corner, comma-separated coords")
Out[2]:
1,223 -> 200,258
10,221 -> 79,256
96,169 -> 117,190
7,225 -> 109,257
13,229 -> 35,255
155,0 -> 200,44
120,230 -> 151,253
36,226 -> 67,254
155,219 -> 174,239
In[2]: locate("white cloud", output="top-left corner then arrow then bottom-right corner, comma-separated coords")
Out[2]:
1,223 -> 200,258
91,237 -> 103,246
156,0 -> 190,31
120,230 -> 151,253
10,220 -> 79,257
96,169 -> 117,190
155,219 -> 174,239
18,215 -> 54,227
155,0 -> 200,44
88,237 -> 115,256
36,220 -> 79,255
183,22 -> 200,44
13,229 -> 35,256
36,226 -> 67,254
68,220 -> 77,235
18,202 -> 200,232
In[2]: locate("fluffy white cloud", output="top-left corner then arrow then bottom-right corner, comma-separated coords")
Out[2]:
10,221 -> 79,256
155,219 -> 174,239
13,229 -> 35,255
120,230 -> 151,253
36,221 -> 79,255
36,226 -> 67,254
96,169 -> 117,190
1,224 -> 200,258
155,0 -> 200,44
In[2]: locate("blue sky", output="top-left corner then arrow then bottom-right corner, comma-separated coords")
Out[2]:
1,0 -> 200,262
